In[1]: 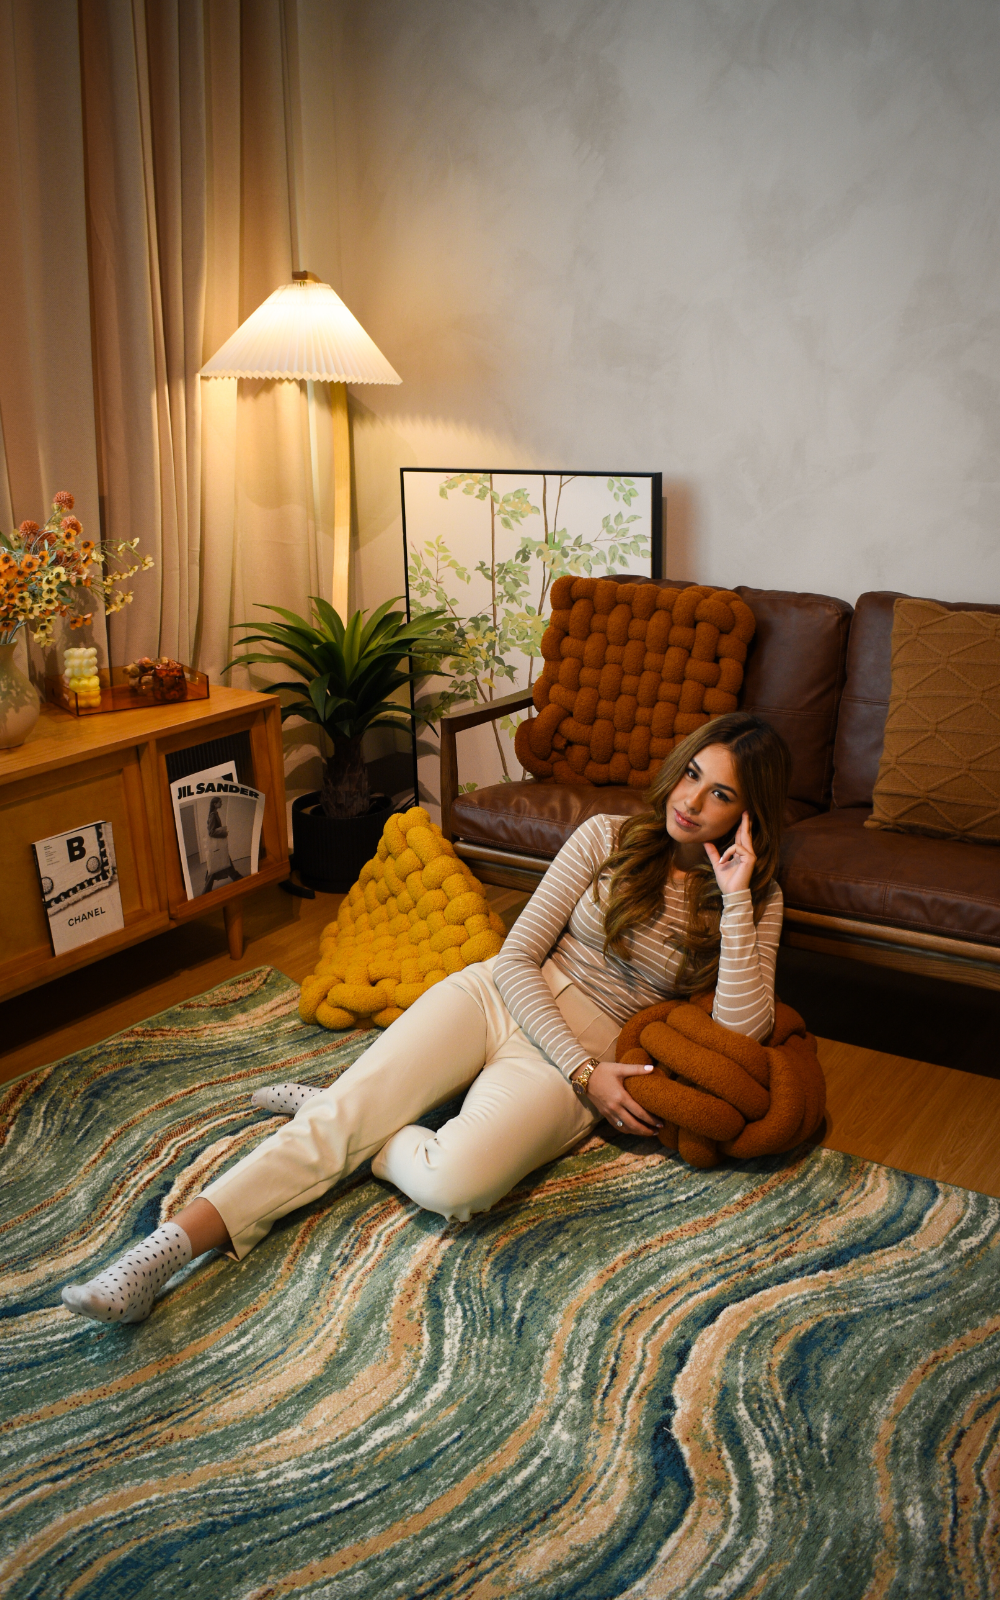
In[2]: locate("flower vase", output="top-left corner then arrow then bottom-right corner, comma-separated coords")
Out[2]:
0,639 -> 41,750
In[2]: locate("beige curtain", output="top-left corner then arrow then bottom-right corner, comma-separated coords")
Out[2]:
80,0 -> 333,676
0,0 -> 335,683
0,0 -> 103,675
79,0 -> 205,663
198,0 -> 334,687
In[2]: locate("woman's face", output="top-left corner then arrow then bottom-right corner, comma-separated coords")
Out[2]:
665,743 -> 746,847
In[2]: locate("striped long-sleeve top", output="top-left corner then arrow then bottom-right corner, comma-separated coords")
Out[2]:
492,814 -> 784,1080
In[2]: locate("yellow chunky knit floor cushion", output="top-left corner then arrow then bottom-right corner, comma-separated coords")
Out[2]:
298,806 -> 508,1031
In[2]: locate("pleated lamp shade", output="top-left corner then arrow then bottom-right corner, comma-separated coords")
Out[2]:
200,278 -> 401,384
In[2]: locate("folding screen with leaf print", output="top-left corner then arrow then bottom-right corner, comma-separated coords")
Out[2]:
402,469 -> 662,813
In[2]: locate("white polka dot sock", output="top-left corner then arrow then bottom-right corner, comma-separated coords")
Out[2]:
251,1082 -> 324,1116
61,1222 -> 193,1325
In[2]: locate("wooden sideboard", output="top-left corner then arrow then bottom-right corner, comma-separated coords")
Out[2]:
0,686 -> 289,1003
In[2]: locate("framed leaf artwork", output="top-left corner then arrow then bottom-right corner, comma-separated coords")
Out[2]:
401,468 -> 662,814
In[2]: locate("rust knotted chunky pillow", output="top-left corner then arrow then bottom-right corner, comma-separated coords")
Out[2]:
298,807 -> 507,1031
616,992 -> 826,1169
513,577 -> 756,787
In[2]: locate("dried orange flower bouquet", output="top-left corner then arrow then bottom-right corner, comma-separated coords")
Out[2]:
0,492 -> 153,648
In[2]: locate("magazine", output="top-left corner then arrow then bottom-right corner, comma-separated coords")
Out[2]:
170,762 -> 265,900
32,820 -> 125,956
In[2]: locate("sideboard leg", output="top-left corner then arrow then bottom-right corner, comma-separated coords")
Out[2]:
224,901 -> 244,960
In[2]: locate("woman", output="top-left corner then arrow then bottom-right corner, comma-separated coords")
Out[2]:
202,796 -> 242,893
62,712 -> 790,1325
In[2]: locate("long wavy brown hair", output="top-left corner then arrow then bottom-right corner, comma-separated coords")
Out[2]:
595,713 -> 791,994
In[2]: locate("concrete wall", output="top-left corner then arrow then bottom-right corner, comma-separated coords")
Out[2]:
325,0 -> 999,623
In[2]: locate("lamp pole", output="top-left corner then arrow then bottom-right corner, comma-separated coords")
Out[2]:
293,272 -> 350,617
330,379 -> 351,618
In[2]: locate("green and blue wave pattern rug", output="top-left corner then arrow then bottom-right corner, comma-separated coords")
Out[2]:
1,967 -> 998,1599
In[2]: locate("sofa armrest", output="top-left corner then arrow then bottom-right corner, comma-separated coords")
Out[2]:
440,688 -> 534,839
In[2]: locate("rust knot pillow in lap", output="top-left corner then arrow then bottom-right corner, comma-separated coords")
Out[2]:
514,578 -> 756,787
866,598 -> 1000,843
298,806 -> 507,1031
615,992 -> 826,1169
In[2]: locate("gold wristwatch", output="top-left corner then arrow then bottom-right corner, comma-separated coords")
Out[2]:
571,1057 -> 601,1099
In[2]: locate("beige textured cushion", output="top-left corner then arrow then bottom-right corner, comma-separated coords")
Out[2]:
866,598 -> 1000,842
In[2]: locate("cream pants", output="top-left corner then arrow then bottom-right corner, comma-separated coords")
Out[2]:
201,958 -> 620,1259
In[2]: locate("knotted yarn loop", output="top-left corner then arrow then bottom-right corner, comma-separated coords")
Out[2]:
616,991 -> 826,1168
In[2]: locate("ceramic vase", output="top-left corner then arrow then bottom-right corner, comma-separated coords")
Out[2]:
0,637 -> 41,750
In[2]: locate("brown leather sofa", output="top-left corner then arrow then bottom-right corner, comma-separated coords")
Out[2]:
441,580 -> 1000,992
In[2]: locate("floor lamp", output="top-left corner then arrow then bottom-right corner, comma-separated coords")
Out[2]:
199,272 -> 401,617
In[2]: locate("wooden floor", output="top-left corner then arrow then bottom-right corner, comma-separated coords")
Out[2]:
4,883 -> 999,1198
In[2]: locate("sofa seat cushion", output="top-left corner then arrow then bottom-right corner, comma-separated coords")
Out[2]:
780,806 -> 1000,947
453,782 -> 819,861
452,783 -> 648,858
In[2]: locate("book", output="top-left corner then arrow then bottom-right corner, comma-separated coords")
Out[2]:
170,762 -> 265,900
33,820 -> 125,956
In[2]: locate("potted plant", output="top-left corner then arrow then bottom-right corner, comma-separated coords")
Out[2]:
228,596 -> 454,890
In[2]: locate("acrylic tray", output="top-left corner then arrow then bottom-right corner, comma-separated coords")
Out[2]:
47,664 -> 210,717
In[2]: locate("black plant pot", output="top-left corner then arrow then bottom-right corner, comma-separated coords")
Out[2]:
291,791 -> 395,893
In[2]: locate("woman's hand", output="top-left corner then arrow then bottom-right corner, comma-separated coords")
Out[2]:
704,810 -> 756,895
576,1060 -> 665,1136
